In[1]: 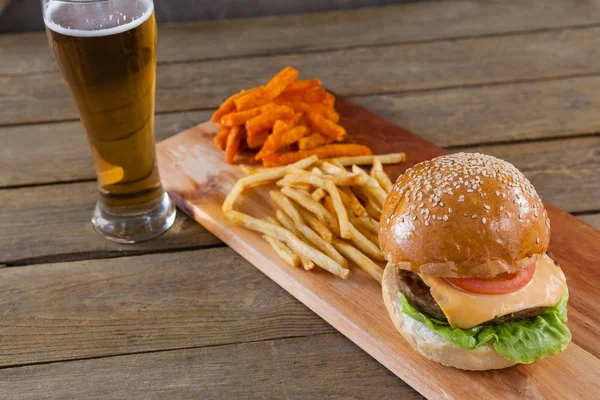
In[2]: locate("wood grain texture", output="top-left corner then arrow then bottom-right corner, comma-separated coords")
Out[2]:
154,97 -> 600,399
0,247 -> 335,367
4,0 -> 600,75
4,26 -> 600,125
0,182 -> 220,265
354,75 -> 600,148
0,333 -> 422,400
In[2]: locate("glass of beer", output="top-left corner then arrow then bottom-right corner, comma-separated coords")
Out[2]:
42,0 -> 176,243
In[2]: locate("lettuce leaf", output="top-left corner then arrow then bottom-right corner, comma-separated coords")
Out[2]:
399,287 -> 571,363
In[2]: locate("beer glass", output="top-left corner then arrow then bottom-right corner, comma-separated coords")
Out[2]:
42,0 -> 175,243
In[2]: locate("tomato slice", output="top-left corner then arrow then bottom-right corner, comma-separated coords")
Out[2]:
446,262 -> 536,295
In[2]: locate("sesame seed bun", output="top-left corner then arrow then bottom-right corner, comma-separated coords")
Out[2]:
379,153 -> 550,278
381,263 -> 517,370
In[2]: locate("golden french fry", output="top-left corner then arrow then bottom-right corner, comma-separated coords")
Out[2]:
277,169 -> 326,188
239,164 -> 258,175
325,180 -> 350,239
365,198 -> 382,221
332,239 -> 383,284
328,158 -> 346,169
300,209 -> 333,243
270,191 -> 347,268
372,158 -> 393,193
311,188 -> 326,202
319,161 -> 346,175
348,223 -> 385,261
332,153 -> 406,167
280,186 -> 337,232
310,167 -> 323,175
322,196 -> 342,237
349,214 -> 379,246
276,209 -> 299,235
287,182 -> 312,192
339,187 -> 368,217
264,216 -> 304,268
222,155 -> 318,213
356,216 -> 380,234
225,210 -> 348,278
352,165 -> 387,209
263,235 -> 300,267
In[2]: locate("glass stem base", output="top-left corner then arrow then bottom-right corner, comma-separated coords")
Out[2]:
91,192 -> 176,244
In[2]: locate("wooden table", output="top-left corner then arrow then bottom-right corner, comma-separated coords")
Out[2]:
1,1 -> 599,398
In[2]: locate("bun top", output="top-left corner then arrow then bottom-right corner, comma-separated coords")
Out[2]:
379,153 -> 550,278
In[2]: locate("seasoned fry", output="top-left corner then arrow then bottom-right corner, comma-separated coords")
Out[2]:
263,235 -> 300,267
225,210 -> 349,278
211,96 -> 236,123
280,186 -> 337,231
246,105 -> 295,136
332,239 -> 383,283
221,103 -> 277,127
222,156 -> 318,212
239,164 -> 258,175
273,100 -> 340,123
255,125 -> 310,160
276,87 -> 327,104
325,180 -> 350,239
348,223 -> 385,261
214,125 -> 231,150
371,157 -> 394,193
306,112 -> 346,141
333,153 -> 406,166
247,130 -> 269,149
263,144 -> 372,167
234,87 -> 272,111
323,91 -> 335,108
285,79 -> 321,92
225,126 -> 243,164
265,66 -> 299,98
298,133 -> 334,150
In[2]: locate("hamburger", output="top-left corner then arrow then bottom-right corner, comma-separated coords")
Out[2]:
379,153 -> 571,370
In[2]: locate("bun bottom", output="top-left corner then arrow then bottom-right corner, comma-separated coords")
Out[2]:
382,263 -> 517,371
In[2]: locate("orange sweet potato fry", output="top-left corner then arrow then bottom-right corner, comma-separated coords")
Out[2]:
272,119 -> 290,136
262,144 -> 372,167
246,130 -> 269,149
265,66 -> 299,98
225,126 -> 243,164
273,100 -> 339,123
234,87 -> 272,111
276,87 -> 327,104
245,106 -> 294,136
323,91 -> 335,108
255,125 -> 310,160
211,97 -> 236,123
214,125 -> 231,150
298,132 -> 334,150
285,79 -> 321,92
220,102 -> 277,127
306,112 -> 346,141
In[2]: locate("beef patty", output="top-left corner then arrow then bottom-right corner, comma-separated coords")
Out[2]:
394,253 -> 559,325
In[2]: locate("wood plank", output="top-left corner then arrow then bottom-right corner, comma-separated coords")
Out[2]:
0,334 -> 422,400
0,110 -> 211,187
4,0 -> 600,75
453,136 -> 600,213
4,26 -> 600,126
354,75 -> 600,148
0,182 -> 221,265
579,213 -> 600,229
0,247 -> 335,367
154,97 -> 600,399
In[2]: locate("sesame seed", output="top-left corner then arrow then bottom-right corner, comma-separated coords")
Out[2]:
484,205 -> 490,210
467,189 -> 473,193
471,214 -> 477,219
482,217 -> 487,224
536,237 -> 540,244
425,220 -> 430,226
499,206 -> 504,211
439,201 -> 444,207
413,215 -> 417,221
443,215 -> 448,221
464,212 -> 469,217
448,208 -> 453,213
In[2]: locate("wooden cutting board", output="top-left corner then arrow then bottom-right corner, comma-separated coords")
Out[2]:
156,97 -> 600,399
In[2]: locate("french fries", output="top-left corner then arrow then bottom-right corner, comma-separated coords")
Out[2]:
223,153 -> 405,282
263,144 -> 372,168
211,67 -> 350,165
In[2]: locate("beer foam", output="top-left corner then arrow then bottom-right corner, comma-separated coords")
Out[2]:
44,0 -> 154,37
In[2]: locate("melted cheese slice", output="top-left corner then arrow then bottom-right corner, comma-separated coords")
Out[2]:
419,254 -> 566,329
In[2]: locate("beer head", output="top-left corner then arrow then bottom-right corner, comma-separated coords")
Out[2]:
43,0 -> 154,37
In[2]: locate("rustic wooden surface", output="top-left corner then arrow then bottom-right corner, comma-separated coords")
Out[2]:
1,1 -> 599,398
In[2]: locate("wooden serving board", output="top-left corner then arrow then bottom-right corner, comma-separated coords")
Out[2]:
156,97 -> 600,399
